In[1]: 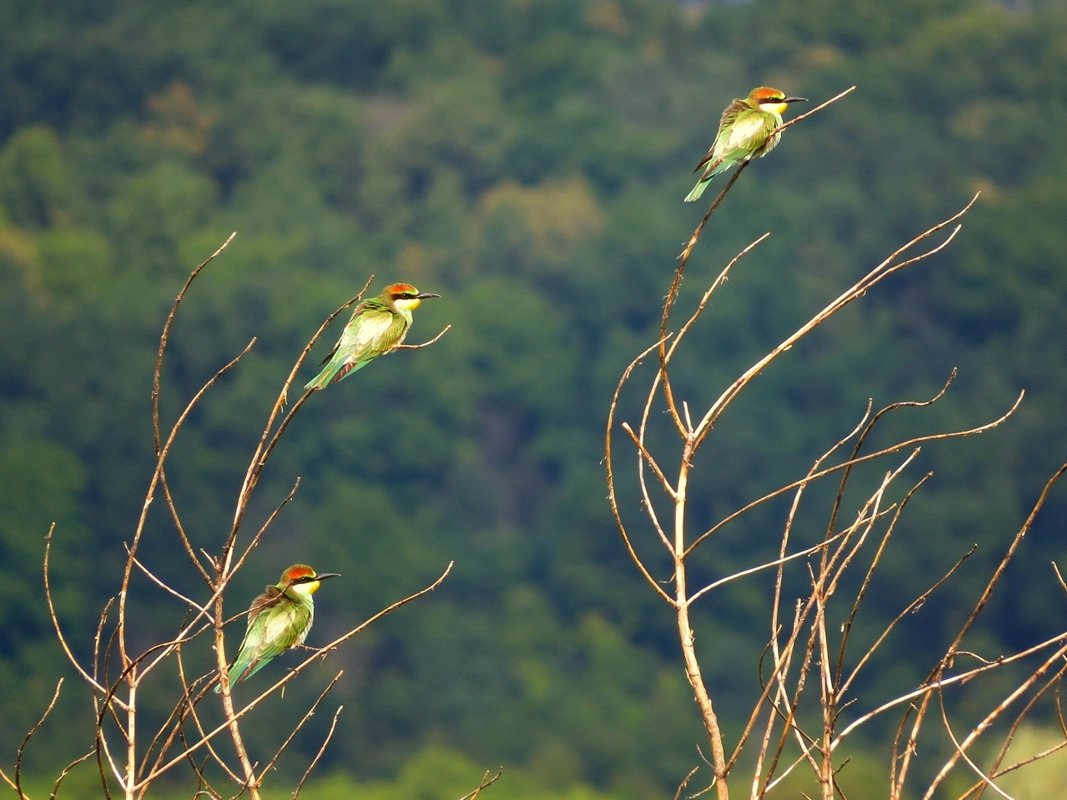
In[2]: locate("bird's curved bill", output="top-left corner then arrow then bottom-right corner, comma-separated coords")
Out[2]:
416,292 -> 441,300
315,573 -> 341,581
784,97 -> 808,103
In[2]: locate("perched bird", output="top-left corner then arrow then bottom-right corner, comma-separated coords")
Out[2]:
216,564 -> 340,692
684,87 -> 807,202
305,282 -> 440,390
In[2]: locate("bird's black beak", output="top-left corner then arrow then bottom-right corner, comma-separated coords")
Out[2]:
315,573 -> 341,581
783,97 -> 808,104
416,292 -> 441,300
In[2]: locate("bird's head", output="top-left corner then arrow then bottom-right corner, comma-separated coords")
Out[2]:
383,282 -> 440,312
747,86 -> 807,116
280,564 -> 341,596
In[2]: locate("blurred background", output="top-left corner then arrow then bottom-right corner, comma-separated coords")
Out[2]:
1,0 -> 1065,796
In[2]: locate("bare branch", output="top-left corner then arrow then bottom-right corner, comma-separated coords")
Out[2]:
258,673 -> 343,783
395,323 -> 452,349
621,421 -> 676,499
688,526 -> 857,606
689,195 -> 980,453
662,165 -> 749,436
125,547 -> 207,613
834,632 -> 1067,749
458,767 -> 504,800
229,276 -> 374,557
605,336 -> 676,605
291,703 -> 345,799
686,388 -> 1024,558
42,524 -> 115,699
122,336 -> 258,670
50,748 -> 97,800
5,679 -> 65,798
1053,561 -> 1067,595
673,766 -> 701,800
769,85 -> 858,138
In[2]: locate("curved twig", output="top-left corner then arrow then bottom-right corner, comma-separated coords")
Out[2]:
689,195 -> 979,455
255,673 -> 343,785
396,323 -> 452,350
291,700 -> 344,799
604,337 -> 675,605
686,388 -> 1023,558
228,276 -> 374,558
459,767 -> 504,800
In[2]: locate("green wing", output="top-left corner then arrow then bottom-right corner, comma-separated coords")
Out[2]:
304,299 -> 409,389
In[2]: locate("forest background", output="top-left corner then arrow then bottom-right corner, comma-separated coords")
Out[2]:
1,0 -> 1065,796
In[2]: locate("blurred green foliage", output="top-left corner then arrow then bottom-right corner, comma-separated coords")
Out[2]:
1,0 -> 1065,795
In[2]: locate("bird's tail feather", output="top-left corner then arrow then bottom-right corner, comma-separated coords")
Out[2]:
214,657 -> 256,694
304,361 -> 345,391
684,178 -> 710,203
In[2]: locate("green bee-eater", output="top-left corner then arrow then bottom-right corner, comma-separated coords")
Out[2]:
304,282 -> 440,390
684,86 -> 807,202
216,564 -> 340,692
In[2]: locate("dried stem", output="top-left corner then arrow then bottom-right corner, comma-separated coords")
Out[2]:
396,323 -> 452,349
458,767 -> 504,800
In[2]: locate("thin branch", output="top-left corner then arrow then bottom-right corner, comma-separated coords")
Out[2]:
664,233 -> 772,371
605,336 -> 676,605
7,679 -> 65,798
49,748 -> 97,800
230,478 -> 303,588
139,232 -> 239,652
125,547 -> 206,612
122,336 -> 257,672
903,460 -> 1067,795
395,323 -> 452,349
924,647 -> 1067,800
228,276 -> 374,556
688,525 -> 860,606
689,195 -> 980,454
969,659 -> 1067,798
835,481 -> 960,701
144,646 -> 239,791
768,86 -> 858,138
458,767 -> 504,800
834,631 -> 1067,749
662,165 -> 749,435
621,421 -> 676,499
291,704 -> 345,799
686,387 -> 1023,557
674,766 -> 701,800
42,524 -> 115,699
1053,561 -> 1067,595
258,673 -> 343,783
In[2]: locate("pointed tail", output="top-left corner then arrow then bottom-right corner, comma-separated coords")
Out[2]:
304,364 -> 337,391
684,177 -> 711,203
304,358 -> 347,391
304,357 -> 369,390
214,657 -> 255,694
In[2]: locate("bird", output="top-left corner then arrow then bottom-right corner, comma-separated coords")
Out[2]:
216,564 -> 340,692
304,282 -> 440,390
684,87 -> 807,202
